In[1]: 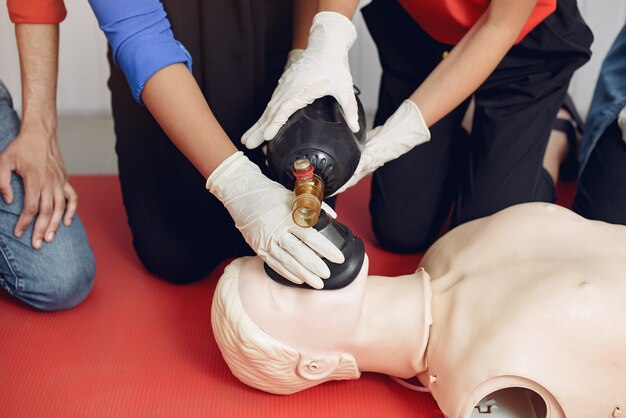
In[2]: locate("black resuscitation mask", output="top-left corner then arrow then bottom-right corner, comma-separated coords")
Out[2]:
264,91 -> 367,290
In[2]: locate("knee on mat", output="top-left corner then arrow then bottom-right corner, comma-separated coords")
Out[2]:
573,197 -> 626,226
371,217 -> 435,254
28,249 -> 96,312
133,238 -> 219,285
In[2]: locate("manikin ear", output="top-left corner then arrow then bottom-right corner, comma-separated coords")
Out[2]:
297,354 -> 341,381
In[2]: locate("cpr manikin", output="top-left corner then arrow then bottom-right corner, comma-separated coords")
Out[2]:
211,203 -> 626,418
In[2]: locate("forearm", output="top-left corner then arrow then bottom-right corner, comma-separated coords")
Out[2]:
292,0 -> 318,49
141,64 -> 238,179
409,0 -> 538,126
15,23 -> 59,136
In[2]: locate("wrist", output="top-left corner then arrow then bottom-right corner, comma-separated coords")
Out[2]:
307,12 -> 356,56
20,110 -> 57,137
376,100 -> 430,145
401,100 -> 429,136
206,151 -> 267,196
17,120 -> 57,145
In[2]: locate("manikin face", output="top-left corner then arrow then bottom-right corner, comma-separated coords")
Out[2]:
237,256 -> 369,358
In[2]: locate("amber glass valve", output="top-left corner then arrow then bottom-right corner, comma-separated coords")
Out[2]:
292,159 -> 325,227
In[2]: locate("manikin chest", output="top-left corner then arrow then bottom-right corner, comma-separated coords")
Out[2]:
416,204 -> 626,418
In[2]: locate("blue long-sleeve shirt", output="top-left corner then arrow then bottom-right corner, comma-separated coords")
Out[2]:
88,0 -> 192,103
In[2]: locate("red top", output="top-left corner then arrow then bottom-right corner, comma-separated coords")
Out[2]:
7,0 -> 67,24
399,0 -> 557,45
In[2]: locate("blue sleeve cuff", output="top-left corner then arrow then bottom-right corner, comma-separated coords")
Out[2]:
88,0 -> 192,104
117,32 -> 193,103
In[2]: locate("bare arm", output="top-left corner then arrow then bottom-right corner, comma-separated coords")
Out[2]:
317,0 -> 537,127
17,24 -> 58,133
292,0 -> 318,49
318,0 -> 359,19
0,23 -> 77,248
410,0 -> 538,126
140,64 -> 238,179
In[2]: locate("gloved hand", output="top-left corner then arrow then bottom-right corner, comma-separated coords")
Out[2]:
284,49 -> 304,71
333,100 -> 431,196
242,11 -> 359,149
617,107 -> 626,142
206,151 -> 345,289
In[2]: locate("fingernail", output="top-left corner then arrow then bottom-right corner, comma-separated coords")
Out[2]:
14,230 -> 22,238
45,231 -> 55,242
34,239 -> 42,249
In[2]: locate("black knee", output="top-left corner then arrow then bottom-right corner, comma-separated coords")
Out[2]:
574,121 -> 626,225
132,236 -> 222,285
371,211 -> 440,253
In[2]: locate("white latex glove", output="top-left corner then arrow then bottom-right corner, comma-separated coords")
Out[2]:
619,106 -> 626,144
206,152 -> 345,289
333,100 -> 431,196
284,49 -> 304,71
242,11 -> 359,149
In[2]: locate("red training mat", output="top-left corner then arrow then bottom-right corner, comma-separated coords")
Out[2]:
0,175 -> 444,418
0,176 -> 577,417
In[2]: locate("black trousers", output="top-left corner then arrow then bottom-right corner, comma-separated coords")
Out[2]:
362,0 -> 592,253
574,121 -> 626,224
107,0 -> 292,283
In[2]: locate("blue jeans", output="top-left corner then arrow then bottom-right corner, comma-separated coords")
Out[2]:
573,24 -> 626,225
578,24 -> 626,174
0,80 -> 95,311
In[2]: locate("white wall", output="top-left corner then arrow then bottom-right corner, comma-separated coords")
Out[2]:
1,1 -> 625,117
0,0 -> 110,115
567,0 -> 626,116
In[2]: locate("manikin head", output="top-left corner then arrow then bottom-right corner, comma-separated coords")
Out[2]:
211,256 -> 431,395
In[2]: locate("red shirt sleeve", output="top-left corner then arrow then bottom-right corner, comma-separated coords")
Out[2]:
399,0 -> 557,45
7,0 -> 67,24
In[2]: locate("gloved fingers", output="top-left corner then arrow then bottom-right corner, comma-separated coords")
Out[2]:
336,90 -> 360,133
280,233 -> 331,279
242,118 -> 268,149
263,95 -> 314,141
270,241 -> 325,289
321,201 -> 337,219
289,227 -> 345,265
262,251 -> 304,285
